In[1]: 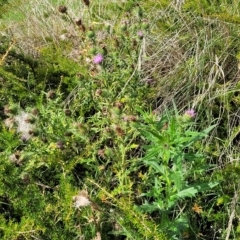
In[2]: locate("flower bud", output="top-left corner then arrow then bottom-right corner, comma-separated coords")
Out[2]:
142,22 -> 150,30
87,31 -> 95,39
121,24 -> 127,31
89,47 -> 97,55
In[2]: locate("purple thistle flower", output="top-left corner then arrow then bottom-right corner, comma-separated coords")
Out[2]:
137,30 -> 144,39
93,54 -> 103,64
184,109 -> 196,118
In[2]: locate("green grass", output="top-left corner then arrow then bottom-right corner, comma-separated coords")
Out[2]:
0,0 -> 240,239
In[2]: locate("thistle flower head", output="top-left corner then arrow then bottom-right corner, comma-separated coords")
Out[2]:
184,109 -> 196,118
82,0 -> 90,7
137,30 -> 144,38
93,54 -> 103,64
58,5 -> 67,14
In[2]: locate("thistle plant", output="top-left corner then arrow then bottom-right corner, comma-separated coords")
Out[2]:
134,109 -> 218,238
1,0 -> 240,239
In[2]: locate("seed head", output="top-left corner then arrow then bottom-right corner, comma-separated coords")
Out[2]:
31,108 -> 39,116
4,104 -> 18,116
82,0 -> 90,7
114,101 -> 123,109
73,190 -> 91,208
4,117 -> 15,129
95,89 -> 102,96
15,111 -> 34,141
47,90 -> 56,99
58,5 -> 67,14
123,115 -> 137,122
97,149 -> 105,158
56,141 -> 64,150
64,109 -> 72,116
21,174 -> 30,185
115,126 -> 125,136
75,18 -> 82,26
9,152 -> 21,165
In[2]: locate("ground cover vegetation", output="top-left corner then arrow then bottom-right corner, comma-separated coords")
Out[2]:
0,0 -> 240,239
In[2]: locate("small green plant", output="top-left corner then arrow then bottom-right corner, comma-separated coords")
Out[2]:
134,109 -> 218,238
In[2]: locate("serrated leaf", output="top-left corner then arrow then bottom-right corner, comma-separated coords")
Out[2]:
175,182 -> 219,199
